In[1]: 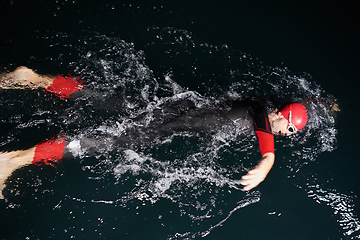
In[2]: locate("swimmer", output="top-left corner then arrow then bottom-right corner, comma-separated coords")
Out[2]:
0,66 -> 309,199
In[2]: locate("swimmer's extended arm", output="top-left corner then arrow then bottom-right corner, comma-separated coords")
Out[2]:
241,109 -> 275,191
0,147 -> 36,199
240,128 -> 275,191
240,152 -> 274,191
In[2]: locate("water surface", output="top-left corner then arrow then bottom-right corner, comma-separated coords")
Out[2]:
0,1 -> 359,239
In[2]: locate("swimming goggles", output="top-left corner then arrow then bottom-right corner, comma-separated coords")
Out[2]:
287,104 -> 297,133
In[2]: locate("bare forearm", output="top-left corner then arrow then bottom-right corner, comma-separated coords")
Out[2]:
257,152 -> 275,175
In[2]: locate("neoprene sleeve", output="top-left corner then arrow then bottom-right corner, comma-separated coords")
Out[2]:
255,130 -> 274,155
251,104 -> 275,155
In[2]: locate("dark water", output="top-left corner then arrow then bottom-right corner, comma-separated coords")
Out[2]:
0,1 -> 359,239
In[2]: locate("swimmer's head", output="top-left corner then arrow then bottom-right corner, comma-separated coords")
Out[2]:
280,102 -> 308,132
271,102 -> 307,136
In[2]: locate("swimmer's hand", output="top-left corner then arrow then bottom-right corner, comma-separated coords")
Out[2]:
240,152 -> 275,191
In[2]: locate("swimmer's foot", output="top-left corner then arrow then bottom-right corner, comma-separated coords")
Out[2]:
0,146 -> 36,199
0,66 -> 56,90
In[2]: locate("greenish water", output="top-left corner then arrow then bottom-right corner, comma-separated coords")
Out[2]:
1,1 -> 359,239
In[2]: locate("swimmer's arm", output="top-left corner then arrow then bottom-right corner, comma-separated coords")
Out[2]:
0,66 -> 56,90
0,147 -> 36,199
240,152 -> 274,191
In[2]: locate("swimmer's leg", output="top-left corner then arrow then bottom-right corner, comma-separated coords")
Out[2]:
0,66 -> 56,90
0,134 -> 117,199
0,136 -> 67,199
0,146 -> 36,199
0,66 -> 85,99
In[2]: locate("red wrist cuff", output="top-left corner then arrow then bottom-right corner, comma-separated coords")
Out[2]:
32,137 -> 66,166
46,75 -> 85,99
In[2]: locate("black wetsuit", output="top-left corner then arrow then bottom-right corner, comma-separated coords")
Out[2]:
63,99 -> 275,159
225,99 -> 274,155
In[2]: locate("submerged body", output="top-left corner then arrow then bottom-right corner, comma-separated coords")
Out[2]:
0,67 -> 308,198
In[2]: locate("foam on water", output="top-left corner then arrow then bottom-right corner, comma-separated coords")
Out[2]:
306,185 -> 360,238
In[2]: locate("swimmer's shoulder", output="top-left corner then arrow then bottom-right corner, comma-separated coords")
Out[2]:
224,99 -> 256,122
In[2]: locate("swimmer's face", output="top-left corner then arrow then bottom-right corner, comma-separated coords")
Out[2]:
271,112 -> 297,136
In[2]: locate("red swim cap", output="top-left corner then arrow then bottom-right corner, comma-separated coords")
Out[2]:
280,103 -> 308,131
